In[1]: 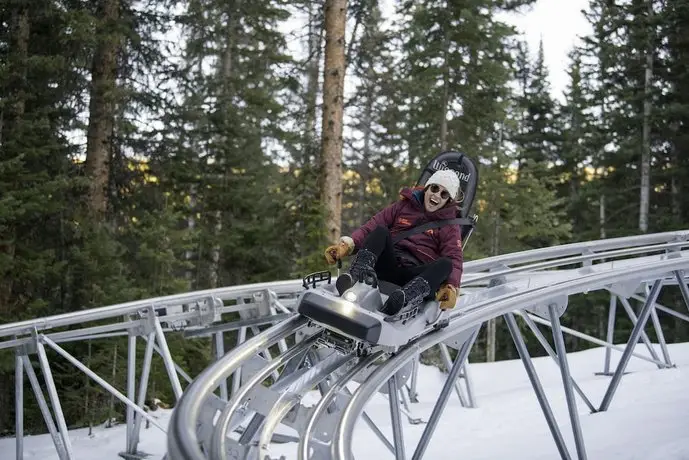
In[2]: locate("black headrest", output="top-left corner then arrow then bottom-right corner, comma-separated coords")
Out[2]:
416,151 -> 479,218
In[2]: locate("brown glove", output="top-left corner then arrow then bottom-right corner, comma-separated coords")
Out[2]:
324,236 -> 355,265
436,284 -> 458,310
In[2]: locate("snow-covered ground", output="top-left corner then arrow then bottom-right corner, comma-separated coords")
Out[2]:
3,342 -> 689,460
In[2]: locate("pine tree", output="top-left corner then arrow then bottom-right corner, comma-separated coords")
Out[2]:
558,48 -> 596,237
513,39 -> 561,183
391,0 -> 536,180
654,0 -> 689,228
0,0 -> 98,432
320,0 -> 347,245
342,0 -> 402,234
167,0 -> 298,286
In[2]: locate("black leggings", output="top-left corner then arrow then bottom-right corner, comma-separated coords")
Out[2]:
362,226 -> 452,293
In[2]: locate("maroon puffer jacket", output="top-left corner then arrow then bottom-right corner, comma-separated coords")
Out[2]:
350,186 -> 464,288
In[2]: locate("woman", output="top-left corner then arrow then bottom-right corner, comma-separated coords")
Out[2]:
325,169 -> 463,316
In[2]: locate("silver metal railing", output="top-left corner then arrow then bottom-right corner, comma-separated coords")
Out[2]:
164,235 -> 689,460
4,230 -> 689,460
331,254 -> 689,460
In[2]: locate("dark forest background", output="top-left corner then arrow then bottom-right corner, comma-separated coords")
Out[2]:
2,0 -> 689,434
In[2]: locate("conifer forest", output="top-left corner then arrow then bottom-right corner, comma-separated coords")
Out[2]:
2,0 -> 689,434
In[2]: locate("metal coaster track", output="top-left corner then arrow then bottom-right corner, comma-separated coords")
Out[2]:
2,230 -> 689,460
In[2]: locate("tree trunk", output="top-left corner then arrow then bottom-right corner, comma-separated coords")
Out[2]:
439,32 -> 450,150
670,123 -> 681,221
440,69 -> 449,151
0,5 -> 29,435
186,183 -> 197,288
639,0 -> 653,233
320,0 -> 347,244
209,11 -> 237,289
85,0 -> 121,218
9,8 -> 29,125
0,5 -> 29,315
305,3 -> 323,157
600,194 -> 606,239
358,91 -> 373,225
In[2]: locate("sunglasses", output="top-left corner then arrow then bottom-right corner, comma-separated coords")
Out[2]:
428,184 -> 451,200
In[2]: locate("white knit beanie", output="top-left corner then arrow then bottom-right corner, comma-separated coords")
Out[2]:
426,170 -> 460,200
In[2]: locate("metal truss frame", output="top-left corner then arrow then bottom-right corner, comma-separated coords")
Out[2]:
1,230 -> 689,460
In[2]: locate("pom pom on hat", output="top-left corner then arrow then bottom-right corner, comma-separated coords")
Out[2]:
426,169 -> 460,200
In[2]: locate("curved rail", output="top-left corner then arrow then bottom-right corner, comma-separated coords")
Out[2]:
332,252 -> 689,460
163,234 -> 689,460
209,332 -> 323,458
3,231 -> 687,460
2,230 -> 686,341
464,229 -> 689,272
462,239 -> 689,286
257,351 -> 357,460
167,315 -> 309,460
298,351 -> 386,460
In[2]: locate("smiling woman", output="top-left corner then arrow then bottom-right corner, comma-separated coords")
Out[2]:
423,170 -> 460,213
324,168 -> 464,316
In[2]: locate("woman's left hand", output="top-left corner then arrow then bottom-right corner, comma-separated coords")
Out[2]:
436,284 -> 457,310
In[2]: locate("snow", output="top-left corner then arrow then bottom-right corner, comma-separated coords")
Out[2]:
3,342 -> 689,460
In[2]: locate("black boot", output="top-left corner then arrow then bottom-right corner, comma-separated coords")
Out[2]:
379,276 -> 431,316
335,248 -> 377,295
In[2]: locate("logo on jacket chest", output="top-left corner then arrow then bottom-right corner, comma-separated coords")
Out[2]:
397,217 -> 412,226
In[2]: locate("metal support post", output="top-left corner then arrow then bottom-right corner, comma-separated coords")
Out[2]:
125,332 -> 137,453
439,343 -> 468,407
549,305 -> 588,460
15,351 -> 23,460
462,361 -> 477,408
342,386 -> 396,454
411,327 -> 479,460
22,355 -> 67,459
387,375 -> 406,460
153,316 -> 184,400
232,326 -> 247,397
128,331 -> 156,454
674,270 -> 689,313
617,296 -> 662,366
644,282 -> 673,367
362,412 -> 396,454
269,303 -> 289,355
40,335 -> 166,432
626,293 -> 689,323
602,295 -> 617,375
408,354 -> 419,403
649,306 -> 672,366
398,386 -> 423,424
599,279 -> 663,411
35,337 -> 75,460
524,313 -> 669,368
214,331 -> 228,400
505,313 -> 572,460
149,340 -> 193,384
521,314 -> 596,413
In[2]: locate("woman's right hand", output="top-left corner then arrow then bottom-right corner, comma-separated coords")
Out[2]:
324,237 -> 354,264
